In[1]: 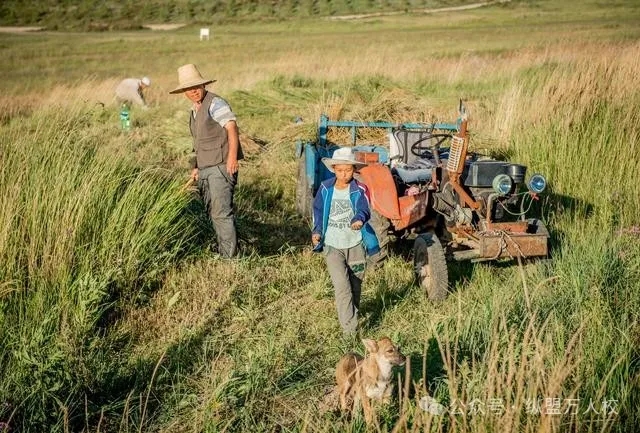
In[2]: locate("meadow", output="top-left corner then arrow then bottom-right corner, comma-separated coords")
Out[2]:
0,0 -> 639,431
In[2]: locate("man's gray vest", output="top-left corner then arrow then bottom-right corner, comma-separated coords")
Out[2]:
189,91 -> 243,169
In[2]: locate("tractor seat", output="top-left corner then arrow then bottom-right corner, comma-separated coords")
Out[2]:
392,158 -> 436,184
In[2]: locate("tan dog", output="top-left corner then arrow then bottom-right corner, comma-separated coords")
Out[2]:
335,337 -> 406,424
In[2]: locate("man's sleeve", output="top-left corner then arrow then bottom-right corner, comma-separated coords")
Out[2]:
208,97 -> 237,127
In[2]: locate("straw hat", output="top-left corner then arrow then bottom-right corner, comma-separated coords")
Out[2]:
322,147 -> 366,173
169,64 -> 216,94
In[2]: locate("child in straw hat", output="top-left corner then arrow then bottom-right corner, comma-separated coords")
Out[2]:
311,147 -> 381,336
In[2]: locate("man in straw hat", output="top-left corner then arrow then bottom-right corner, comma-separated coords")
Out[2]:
115,76 -> 151,108
311,147 -> 381,336
170,63 -> 244,258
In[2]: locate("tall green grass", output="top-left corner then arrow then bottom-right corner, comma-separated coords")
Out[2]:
509,53 -> 640,231
0,104 -> 206,429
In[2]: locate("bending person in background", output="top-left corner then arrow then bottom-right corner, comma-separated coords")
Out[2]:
170,63 -> 243,258
115,76 -> 151,107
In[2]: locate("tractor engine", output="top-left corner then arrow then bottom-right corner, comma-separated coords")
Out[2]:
464,160 -> 528,221
433,160 -> 529,225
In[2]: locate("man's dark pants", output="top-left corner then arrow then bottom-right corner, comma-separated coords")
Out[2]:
198,164 -> 238,258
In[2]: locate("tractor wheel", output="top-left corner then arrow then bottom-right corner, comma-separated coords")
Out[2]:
295,150 -> 313,218
414,233 -> 449,302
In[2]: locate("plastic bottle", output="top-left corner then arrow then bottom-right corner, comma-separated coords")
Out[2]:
119,103 -> 131,131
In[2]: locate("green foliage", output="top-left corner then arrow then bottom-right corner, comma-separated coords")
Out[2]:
0,0 -> 476,29
0,106 -> 206,429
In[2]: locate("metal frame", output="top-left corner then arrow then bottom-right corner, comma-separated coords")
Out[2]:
316,114 -> 460,148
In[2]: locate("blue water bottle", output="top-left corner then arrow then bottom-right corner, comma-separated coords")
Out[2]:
119,103 -> 131,131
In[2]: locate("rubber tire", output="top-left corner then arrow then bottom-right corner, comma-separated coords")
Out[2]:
414,233 -> 449,302
295,150 -> 313,218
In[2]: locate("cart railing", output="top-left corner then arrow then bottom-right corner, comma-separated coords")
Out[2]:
317,114 -> 460,147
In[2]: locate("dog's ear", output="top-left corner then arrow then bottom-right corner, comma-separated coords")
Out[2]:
362,338 -> 379,353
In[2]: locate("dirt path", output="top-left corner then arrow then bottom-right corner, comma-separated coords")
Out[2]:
328,0 -> 510,21
0,26 -> 44,33
142,24 -> 186,30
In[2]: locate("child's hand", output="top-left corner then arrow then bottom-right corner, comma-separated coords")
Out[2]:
351,220 -> 363,230
311,233 -> 321,246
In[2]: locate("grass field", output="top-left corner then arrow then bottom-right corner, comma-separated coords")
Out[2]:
1,0 -> 640,432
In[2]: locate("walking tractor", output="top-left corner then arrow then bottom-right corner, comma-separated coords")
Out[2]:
295,102 -> 550,301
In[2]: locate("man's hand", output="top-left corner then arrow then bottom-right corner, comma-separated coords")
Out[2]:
311,233 -> 321,246
351,220 -> 363,230
190,168 -> 199,182
226,158 -> 239,176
